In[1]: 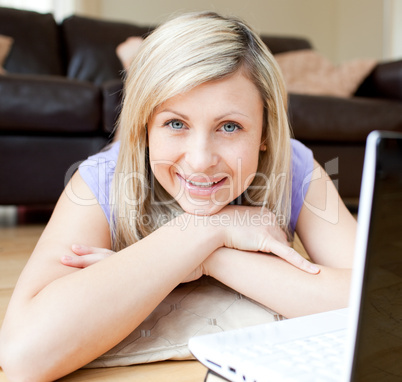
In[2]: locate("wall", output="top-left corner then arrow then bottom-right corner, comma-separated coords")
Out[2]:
99,0 -> 339,62
75,0 -> 388,64
384,0 -> 402,60
336,0 -> 384,63
391,0 -> 402,59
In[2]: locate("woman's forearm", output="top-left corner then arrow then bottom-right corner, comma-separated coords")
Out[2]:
0,205 -> 325,381
0,215 -> 222,381
205,247 -> 352,319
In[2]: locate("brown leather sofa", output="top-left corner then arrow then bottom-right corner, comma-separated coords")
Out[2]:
288,66 -> 402,205
0,7 -> 151,206
1,6 -> 401,210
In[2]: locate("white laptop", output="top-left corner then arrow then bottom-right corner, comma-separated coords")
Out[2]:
188,130 -> 402,382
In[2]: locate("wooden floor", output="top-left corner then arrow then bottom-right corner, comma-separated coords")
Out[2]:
0,224 -> 44,329
0,223 -> 208,381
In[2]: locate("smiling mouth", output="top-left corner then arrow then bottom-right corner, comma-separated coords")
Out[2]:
185,178 -> 222,187
177,174 -> 227,190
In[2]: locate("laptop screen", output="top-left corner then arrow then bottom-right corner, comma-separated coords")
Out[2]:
352,134 -> 402,381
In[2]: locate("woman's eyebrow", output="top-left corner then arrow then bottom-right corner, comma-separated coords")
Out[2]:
157,108 -> 251,121
157,109 -> 189,120
213,112 -> 251,121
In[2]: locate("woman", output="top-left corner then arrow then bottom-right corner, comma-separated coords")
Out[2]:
0,11 -> 356,381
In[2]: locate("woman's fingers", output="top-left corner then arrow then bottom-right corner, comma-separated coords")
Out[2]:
219,206 -> 320,274
267,240 -> 320,274
71,244 -> 114,256
61,245 -> 115,268
61,253 -> 110,268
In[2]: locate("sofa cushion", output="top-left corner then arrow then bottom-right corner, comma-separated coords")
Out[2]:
0,7 -> 64,75
0,135 -> 107,205
102,79 -> 124,134
0,74 -> 102,133
62,15 -> 153,85
260,35 -> 312,55
85,276 -> 283,368
288,93 -> 402,142
275,49 -> 377,97
355,59 -> 402,101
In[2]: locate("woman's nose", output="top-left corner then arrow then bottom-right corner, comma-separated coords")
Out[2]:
184,136 -> 219,172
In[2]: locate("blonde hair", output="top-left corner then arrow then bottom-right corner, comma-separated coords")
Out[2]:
111,11 -> 292,251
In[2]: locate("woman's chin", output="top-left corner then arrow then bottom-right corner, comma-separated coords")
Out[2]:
179,201 -> 227,216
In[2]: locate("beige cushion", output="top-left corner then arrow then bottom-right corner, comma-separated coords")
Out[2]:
116,36 -> 144,70
274,49 -> 377,97
85,276 -> 284,368
0,34 -> 14,75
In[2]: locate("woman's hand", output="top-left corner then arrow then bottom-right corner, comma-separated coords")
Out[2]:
217,205 -> 320,274
60,206 -> 319,276
61,245 -> 115,268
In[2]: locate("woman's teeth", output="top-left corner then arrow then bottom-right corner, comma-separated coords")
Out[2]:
185,179 -> 220,187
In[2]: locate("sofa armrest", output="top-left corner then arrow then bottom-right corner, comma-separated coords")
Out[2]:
102,79 -> 124,134
355,60 -> 402,101
0,74 -> 102,133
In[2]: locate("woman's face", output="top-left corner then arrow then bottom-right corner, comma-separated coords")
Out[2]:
147,70 -> 265,215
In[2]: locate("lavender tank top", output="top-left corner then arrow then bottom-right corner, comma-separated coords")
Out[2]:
79,139 -> 313,234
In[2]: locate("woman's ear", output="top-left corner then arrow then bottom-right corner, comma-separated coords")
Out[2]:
260,143 -> 267,152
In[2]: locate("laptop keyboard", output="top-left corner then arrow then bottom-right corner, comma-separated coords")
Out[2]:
221,328 -> 348,382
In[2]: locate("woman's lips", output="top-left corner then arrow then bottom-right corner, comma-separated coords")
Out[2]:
176,173 -> 228,196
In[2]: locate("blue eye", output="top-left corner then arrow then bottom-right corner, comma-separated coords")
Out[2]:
168,120 -> 184,130
222,123 -> 240,133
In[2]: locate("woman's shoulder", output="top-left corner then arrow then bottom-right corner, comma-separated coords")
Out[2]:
289,139 -> 314,233
290,139 -> 314,179
78,141 -> 121,223
83,141 -> 120,163
290,139 -> 313,164
79,141 -> 120,175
